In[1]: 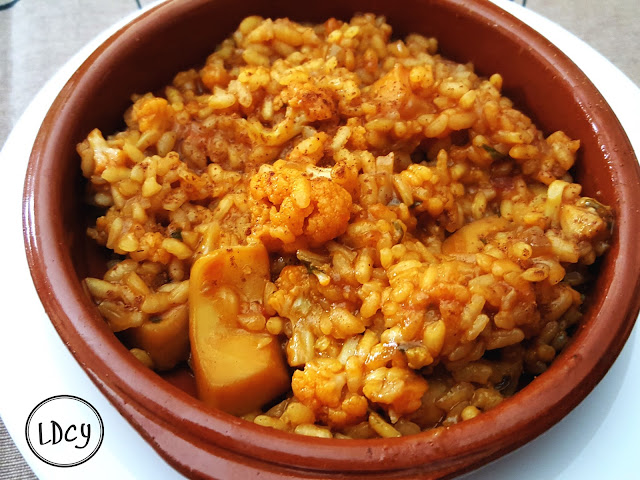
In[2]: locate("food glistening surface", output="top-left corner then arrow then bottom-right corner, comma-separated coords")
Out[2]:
79,14 -> 612,439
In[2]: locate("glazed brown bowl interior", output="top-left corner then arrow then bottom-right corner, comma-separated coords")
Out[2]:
23,0 -> 640,478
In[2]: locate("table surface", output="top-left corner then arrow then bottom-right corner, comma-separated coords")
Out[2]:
1,0 -> 638,478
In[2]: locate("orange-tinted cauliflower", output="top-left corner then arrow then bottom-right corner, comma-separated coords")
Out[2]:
292,358 -> 369,428
363,367 -> 428,419
249,160 -> 353,250
281,83 -> 337,122
130,94 -> 174,133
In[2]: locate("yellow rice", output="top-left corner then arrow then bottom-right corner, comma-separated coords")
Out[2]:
79,13 -> 613,438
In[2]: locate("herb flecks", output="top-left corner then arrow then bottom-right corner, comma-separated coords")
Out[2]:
301,260 -> 324,275
482,144 -> 507,160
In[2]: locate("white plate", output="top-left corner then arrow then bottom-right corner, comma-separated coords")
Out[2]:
1,1 -> 638,479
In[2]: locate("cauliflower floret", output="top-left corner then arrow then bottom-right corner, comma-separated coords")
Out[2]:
250,161 -> 352,250
363,367 -> 428,420
292,358 -> 368,428
78,128 -> 126,177
130,94 -> 174,133
534,131 -> 580,185
281,83 -> 337,122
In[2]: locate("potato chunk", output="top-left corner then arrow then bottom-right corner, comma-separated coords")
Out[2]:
125,304 -> 189,371
189,244 -> 289,415
442,217 -> 510,254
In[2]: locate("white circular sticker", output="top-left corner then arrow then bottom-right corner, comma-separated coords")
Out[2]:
25,395 -> 104,467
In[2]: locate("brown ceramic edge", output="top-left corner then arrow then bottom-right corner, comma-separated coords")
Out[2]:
25,0 -> 640,464
21,0 -> 640,477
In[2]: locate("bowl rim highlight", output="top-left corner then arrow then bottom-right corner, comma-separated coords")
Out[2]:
22,0 -> 640,478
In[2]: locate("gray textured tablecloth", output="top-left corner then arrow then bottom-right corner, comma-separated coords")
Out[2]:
1,0 -> 638,478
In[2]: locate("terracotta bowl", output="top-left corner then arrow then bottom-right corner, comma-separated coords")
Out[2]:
23,0 -> 640,478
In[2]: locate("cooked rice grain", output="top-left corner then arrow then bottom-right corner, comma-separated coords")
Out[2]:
80,14 -> 612,438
